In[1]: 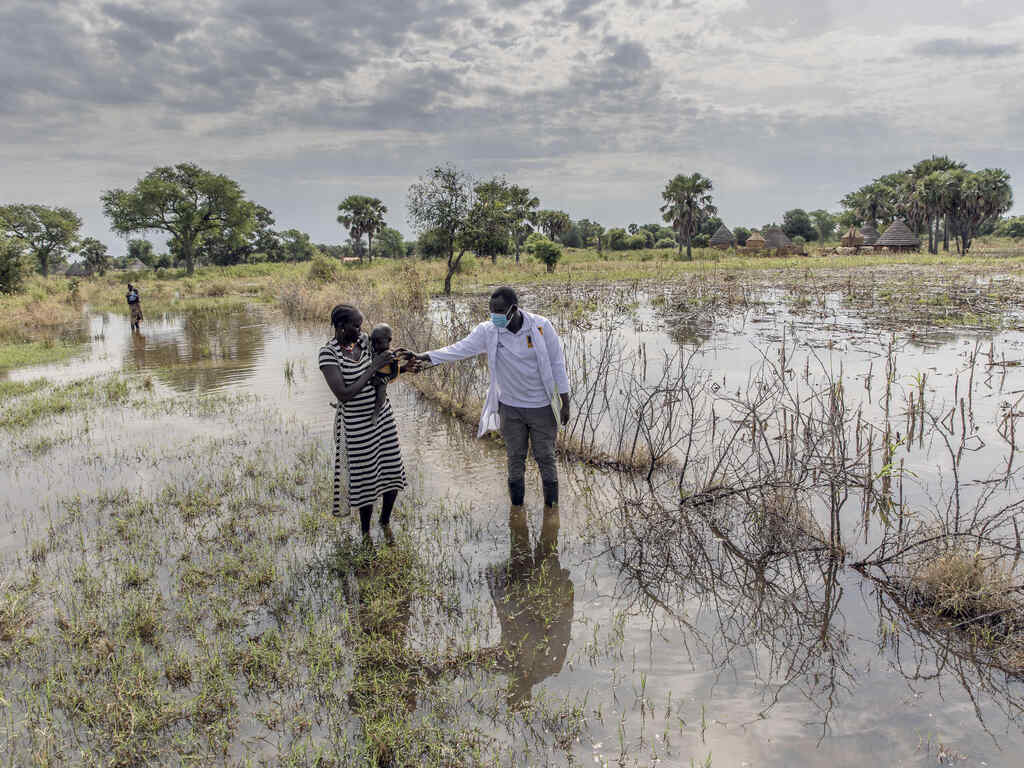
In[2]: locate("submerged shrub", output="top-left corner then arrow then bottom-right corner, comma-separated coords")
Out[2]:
909,547 -> 1016,620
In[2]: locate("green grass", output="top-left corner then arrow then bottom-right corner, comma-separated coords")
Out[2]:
0,375 -> 133,430
0,339 -> 86,369
0,378 -> 48,402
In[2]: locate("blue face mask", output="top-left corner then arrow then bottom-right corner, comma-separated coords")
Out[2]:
490,307 -> 514,328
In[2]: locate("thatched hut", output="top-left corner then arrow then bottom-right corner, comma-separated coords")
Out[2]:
840,227 -> 865,247
859,225 -> 880,245
65,262 -> 90,277
745,230 -> 766,250
763,227 -> 793,250
875,219 -> 920,252
125,259 -> 148,272
708,224 -> 735,249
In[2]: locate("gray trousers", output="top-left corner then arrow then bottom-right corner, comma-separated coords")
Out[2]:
499,403 -> 558,504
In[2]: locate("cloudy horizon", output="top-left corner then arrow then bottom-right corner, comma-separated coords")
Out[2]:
2,0 -> 1022,255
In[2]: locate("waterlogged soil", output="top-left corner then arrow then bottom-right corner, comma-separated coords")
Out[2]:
1,296 -> 1022,766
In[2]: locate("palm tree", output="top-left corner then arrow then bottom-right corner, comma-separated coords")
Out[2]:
506,185 -> 539,264
660,173 -> 717,261
337,195 -> 387,262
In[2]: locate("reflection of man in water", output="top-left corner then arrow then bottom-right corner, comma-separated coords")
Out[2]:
486,505 -> 574,708
126,283 -> 143,332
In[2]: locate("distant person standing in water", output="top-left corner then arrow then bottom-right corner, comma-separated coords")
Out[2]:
319,304 -> 411,537
410,286 -> 571,514
126,283 -> 143,332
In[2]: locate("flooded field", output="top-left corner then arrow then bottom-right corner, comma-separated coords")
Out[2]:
1,279 -> 1022,766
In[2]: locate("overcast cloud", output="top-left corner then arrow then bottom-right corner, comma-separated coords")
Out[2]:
2,0 -> 1022,251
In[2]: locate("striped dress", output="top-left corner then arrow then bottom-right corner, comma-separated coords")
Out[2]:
319,335 -> 407,514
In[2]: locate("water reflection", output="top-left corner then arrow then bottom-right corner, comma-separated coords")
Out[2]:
124,309 -> 266,393
486,505 -> 574,708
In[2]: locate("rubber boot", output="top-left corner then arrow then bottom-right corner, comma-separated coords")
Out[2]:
542,480 -> 559,508
508,478 -> 526,507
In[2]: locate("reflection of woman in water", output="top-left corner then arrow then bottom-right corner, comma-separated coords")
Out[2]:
319,304 -> 410,534
486,505 -> 575,707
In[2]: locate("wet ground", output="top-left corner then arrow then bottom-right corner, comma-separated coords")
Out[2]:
2,295 -> 1023,766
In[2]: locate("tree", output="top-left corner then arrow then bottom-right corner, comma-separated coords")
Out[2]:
0,236 -> 28,293
840,182 -> 891,227
733,226 -> 751,246
415,228 -> 449,259
79,237 -> 111,276
661,172 -> 717,260
278,229 -> 318,262
373,227 -> 406,259
575,219 -> 605,251
506,184 -> 539,264
337,195 -> 387,263
127,239 -> 155,266
101,163 -> 254,276
407,164 -> 473,295
0,204 -> 81,277
782,209 -> 818,241
198,203 -> 281,265
996,216 -> 1024,239
528,236 -> 562,273
537,210 -> 571,241
469,178 -> 514,263
698,216 -> 724,238
945,168 -> 1013,254
605,228 -> 629,250
809,210 -> 836,243
558,226 -> 583,248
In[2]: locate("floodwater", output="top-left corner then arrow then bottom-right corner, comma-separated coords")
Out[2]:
2,296 -> 1023,767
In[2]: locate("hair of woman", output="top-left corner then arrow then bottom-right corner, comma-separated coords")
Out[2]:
331,303 -> 359,328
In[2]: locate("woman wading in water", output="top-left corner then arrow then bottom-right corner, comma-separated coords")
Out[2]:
319,304 -> 412,536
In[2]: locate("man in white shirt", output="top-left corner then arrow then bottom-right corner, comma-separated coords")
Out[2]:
412,286 -> 571,512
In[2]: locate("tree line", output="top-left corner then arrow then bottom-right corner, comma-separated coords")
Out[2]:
1,158 -> 1019,295
839,156 -> 1014,254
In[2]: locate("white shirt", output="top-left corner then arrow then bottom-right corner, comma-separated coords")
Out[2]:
425,310 -> 570,436
494,325 -> 550,408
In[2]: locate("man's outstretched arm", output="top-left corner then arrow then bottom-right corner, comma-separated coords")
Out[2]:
414,323 -> 488,366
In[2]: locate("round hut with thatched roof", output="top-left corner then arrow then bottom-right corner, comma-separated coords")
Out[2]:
763,227 -> 792,250
840,227 -> 865,247
875,219 -> 920,253
859,225 -> 880,246
709,224 -> 735,250
745,230 -> 766,251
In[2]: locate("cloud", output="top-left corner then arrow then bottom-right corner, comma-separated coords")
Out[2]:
911,37 -> 1021,57
1,0 -> 1023,253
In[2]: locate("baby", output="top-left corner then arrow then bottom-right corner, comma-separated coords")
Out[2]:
369,323 -> 405,424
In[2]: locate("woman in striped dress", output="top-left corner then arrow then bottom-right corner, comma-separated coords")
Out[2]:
319,304 -> 408,534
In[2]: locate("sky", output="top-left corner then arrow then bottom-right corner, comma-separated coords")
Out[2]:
2,0 -> 1022,253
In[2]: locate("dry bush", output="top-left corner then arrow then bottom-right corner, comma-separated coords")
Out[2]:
908,547 -> 1019,622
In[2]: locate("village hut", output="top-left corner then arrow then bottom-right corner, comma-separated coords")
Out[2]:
763,227 -> 793,250
875,219 -> 920,252
859,225 -> 881,245
745,230 -> 766,250
65,262 -> 90,277
708,224 -> 736,249
125,259 -> 148,272
840,227 -> 865,247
